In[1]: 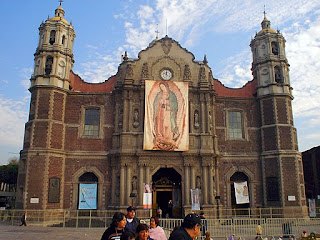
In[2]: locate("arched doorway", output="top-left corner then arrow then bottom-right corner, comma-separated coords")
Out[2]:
78,172 -> 98,210
152,168 -> 182,218
230,172 -> 250,214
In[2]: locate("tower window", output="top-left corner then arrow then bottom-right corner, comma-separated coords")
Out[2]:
49,30 -> 56,45
62,35 -> 66,45
228,111 -> 244,139
84,108 -> 100,137
274,66 -> 283,83
45,56 -> 53,75
271,42 -> 279,55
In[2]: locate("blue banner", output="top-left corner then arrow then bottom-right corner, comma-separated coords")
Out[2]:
78,183 -> 97,209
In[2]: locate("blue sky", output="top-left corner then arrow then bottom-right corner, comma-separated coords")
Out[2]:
0,0 -> 319,165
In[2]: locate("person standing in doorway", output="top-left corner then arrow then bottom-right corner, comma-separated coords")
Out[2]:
125,206 -> 140,233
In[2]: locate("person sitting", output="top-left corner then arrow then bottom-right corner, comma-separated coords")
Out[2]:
169,213 -> 202,240
121,231 -> 136,240
136,223 -> 154,240
149,217 -> 167,240
101,212 -> 127,240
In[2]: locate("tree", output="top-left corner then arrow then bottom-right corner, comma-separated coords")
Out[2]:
0,157 -> 19,185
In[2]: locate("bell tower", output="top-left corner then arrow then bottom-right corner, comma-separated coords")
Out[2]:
31,4 -> 75,90
250,13 -> 308,216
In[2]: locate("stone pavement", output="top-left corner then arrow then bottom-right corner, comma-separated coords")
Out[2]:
0,224 -> 105,240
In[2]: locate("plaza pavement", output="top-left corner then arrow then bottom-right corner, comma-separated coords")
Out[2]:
0,224 -> 105,240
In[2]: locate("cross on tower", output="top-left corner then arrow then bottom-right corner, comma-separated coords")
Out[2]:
59,0 -> 64,6
155,24 -> 159,39
263,5 -> 267,18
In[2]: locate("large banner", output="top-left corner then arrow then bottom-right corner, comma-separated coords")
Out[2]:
78,183 -> 97,210
143,183 -> 152,209
308,199 -> 316,217
144,80 -> 189,151
234,181 -> 250,204
191,188 -> 200,210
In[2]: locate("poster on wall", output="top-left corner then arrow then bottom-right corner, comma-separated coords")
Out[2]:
234,181 -> 250,204
191,188 -> 200,210
308,199 -> 316,217
144,80 -> 189,151
78,183 -> 97,210
143,183 -> 152,209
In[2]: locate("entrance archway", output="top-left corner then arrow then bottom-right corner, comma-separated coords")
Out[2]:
230,172 -> 250,214
152,168 -> 182,218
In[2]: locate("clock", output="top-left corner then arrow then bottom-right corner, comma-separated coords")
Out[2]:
161,69 -> 172,80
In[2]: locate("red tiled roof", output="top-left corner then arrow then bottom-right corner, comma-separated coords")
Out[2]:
214,78 -> 257,98
69,71 -> 116,93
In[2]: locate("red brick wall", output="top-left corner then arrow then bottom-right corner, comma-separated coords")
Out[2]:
282,157 -> 299,206
37,90 -> 50,119
263,126 -> 277,151
262,99 -> 274,125
276,98 -> 288,124
52,92 -> 64,121
33,122 -> 49,148
47,156 -> 63,209
26,155 -> 45,209
50,123 -> 63,149
279,126 -> 293,150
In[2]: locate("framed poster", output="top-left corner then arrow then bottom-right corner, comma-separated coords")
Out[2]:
144,80 -> 189,151
78,183 -> 97,210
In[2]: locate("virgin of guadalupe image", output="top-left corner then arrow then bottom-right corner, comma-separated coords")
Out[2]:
144,80 -> 188,151
153,82 -> 180,150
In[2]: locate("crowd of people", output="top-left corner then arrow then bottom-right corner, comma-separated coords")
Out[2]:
101,206 -> 203,240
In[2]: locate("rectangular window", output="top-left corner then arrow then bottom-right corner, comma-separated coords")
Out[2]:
84,108 -> 100,137
228,111 -> 243,139
266,177 -> 280,201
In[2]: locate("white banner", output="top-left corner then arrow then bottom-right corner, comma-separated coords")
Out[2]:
234,181 -> 249,204
143,183 -> 152,209
191,188 -> 200,210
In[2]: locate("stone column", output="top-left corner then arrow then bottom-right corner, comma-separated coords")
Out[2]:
120,165 -> 125,206
123,90 -> 129,132
111,165 -> 117,206
209,165 -> 214,204
126,166 -> 131,205
184,165 -> 190,205
200,93 -> 206,133
191,166 -> 195,190
145,165 -> 150,184
203,166 -> 208,204
138,165 -> 144,206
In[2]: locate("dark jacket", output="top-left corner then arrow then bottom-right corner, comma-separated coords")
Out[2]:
101,227 -> 125,240
169,227 -> 193,240
125,218 -> 140,233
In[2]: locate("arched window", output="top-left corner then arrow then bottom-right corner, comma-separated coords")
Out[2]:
274,66 -> 282,83
79,172 -> 98,182
271,42 -> 279,55
49,30 -> 56,45
45,56 -> 53,75
62,35 -> 66,45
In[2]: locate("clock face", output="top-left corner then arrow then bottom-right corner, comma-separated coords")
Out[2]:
161,69 -> 172,80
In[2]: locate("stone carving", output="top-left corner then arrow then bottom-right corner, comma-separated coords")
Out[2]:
125,64 -> 133,78
199,67 -> 206,81
183,64 -> 191,80
132,176 -> 137,193
161,40 -> 172,54
194,110 -> 200,129
196,176 -> 201,189
133,109 -> 139,128
208,111 -> 213,130
141,63 -> 149,78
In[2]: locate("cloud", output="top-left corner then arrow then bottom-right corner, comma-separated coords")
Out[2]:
0,97 -> 29,147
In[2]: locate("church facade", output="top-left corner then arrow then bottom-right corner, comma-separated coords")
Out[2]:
16,5 -> 307,217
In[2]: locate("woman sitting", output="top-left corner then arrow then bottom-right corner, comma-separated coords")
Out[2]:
136,223 -> 154,240
101,212 -> 127,240
149,217 -> 167,240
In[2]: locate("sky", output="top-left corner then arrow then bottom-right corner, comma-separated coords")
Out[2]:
0,0 -> 319,165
